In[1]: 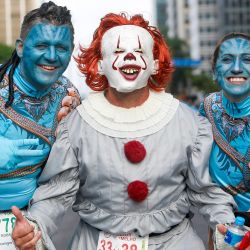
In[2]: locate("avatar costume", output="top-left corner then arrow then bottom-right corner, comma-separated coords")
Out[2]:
201,92 -> 250,212
0,66 -> 73,211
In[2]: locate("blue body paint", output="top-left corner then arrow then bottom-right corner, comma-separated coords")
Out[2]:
215,38 -> 250,100
19,23 -> 73,90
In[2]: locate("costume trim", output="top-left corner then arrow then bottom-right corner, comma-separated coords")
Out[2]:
204,93 -> 247,170
77,90 -> 179,138
222,183 -> 248,196
0,162 -> 44,179
0,95 -> 52,145
0,75 -> 72,145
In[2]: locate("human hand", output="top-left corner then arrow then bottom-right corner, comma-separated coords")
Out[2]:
57,87 -> 81,122
0,138 -> 50,170
217,224 -> 250,250
217,224 -> 227,235
12,206 -> 41,250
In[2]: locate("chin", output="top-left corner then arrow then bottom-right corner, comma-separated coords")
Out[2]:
116,89 -> 134,93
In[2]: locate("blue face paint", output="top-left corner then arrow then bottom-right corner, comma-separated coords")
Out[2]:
19,23 -> 73,90
215,38 -> 250,101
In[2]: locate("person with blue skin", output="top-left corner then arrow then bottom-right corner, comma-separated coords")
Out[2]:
0,1 -> 79,249
200,32 -> 250,249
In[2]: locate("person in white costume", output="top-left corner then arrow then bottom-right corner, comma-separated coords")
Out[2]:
12,13 -> 237,250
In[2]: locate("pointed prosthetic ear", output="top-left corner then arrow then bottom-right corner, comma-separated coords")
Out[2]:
15,39 -> 24,58
212,70 -> 217,81
152,59 -> 159,75
98,60 -> 104,75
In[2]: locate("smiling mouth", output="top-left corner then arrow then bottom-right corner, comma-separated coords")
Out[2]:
38,65 -> 57,71
119,65 -> 141,81
227,77 -> 247,84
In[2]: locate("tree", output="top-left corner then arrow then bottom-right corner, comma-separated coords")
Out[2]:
0,43 -> 14,64
191,73 -> 220,94
159,26 -> 193,94
158,26 -> 220,96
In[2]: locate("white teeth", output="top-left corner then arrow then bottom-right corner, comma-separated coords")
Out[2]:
228,77 -> 246,82
40,65 -> 56,70
121,68 -> 139,74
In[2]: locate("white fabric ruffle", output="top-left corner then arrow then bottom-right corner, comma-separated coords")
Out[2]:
77,90 -> 179,138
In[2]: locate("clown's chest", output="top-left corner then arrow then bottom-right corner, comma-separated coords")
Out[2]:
76,125 -> 189,209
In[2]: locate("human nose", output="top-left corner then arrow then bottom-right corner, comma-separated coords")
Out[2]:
124,53 -> 136,61
44,46 -> 57,62
231,57 -> 243,74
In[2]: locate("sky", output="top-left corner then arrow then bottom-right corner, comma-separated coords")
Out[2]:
43,0 -> 156,96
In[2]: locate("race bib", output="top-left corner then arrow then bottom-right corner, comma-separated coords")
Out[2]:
0,212 -> 17,250
97,231 -> 149,250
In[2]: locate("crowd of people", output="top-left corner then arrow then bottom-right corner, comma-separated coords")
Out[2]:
0,1 -> 249,250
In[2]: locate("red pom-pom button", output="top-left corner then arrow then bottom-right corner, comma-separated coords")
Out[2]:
124,140 -> 146,163
127,180 -> 148,202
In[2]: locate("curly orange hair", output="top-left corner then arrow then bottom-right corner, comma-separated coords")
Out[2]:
75,13 -> 174,91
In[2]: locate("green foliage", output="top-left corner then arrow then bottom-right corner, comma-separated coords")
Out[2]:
158,25 -> 191,94
0,43 -> 14,64
158,25 -> 219,95
167,37 -> 192,94
191,73 -> 220,94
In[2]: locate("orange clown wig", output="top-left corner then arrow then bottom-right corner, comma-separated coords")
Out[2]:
76,13 -> 174,91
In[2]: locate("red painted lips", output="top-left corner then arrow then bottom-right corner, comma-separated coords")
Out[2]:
119,64 -> 141,81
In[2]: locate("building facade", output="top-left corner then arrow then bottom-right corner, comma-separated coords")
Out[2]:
156,0 -> 250,73
0,0 -> 40,46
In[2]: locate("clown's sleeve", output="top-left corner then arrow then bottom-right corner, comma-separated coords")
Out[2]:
198,100 -> 206,117
26,112 -> 80,250
185,113 -> 236,229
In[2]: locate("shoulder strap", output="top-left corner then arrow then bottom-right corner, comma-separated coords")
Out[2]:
0,161 -> 45,179
0,96 -> 53,145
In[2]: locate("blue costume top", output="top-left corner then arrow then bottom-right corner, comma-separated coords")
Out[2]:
0,66 -> 72,210
200,91 -> 250,211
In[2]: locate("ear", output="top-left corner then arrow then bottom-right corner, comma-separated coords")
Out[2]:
98,60 -> 104,75
152,59 -> 159,75
15,39 -> 24,58
212,70 -> 217,81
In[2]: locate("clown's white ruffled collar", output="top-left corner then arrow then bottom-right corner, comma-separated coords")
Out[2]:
77,90 -> 179,138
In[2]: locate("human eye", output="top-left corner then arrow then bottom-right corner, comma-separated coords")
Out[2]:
134,48 -> 143,54
242,54 -> 250,63
221,55 -> 233,63
114,48 -> 125,54
56,44 -> 68,52
35,44 -> 47,50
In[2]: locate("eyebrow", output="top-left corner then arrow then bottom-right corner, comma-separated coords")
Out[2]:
138,35 -> 142,49
116,35 -> 120,49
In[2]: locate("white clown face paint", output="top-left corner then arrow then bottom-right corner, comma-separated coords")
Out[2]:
99,25 -> 158,93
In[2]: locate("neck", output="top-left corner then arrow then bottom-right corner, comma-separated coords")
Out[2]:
105,86 -> 150,108
223,91 -> 250,103
222,91 -> 250,118
14,66 -> 51,98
